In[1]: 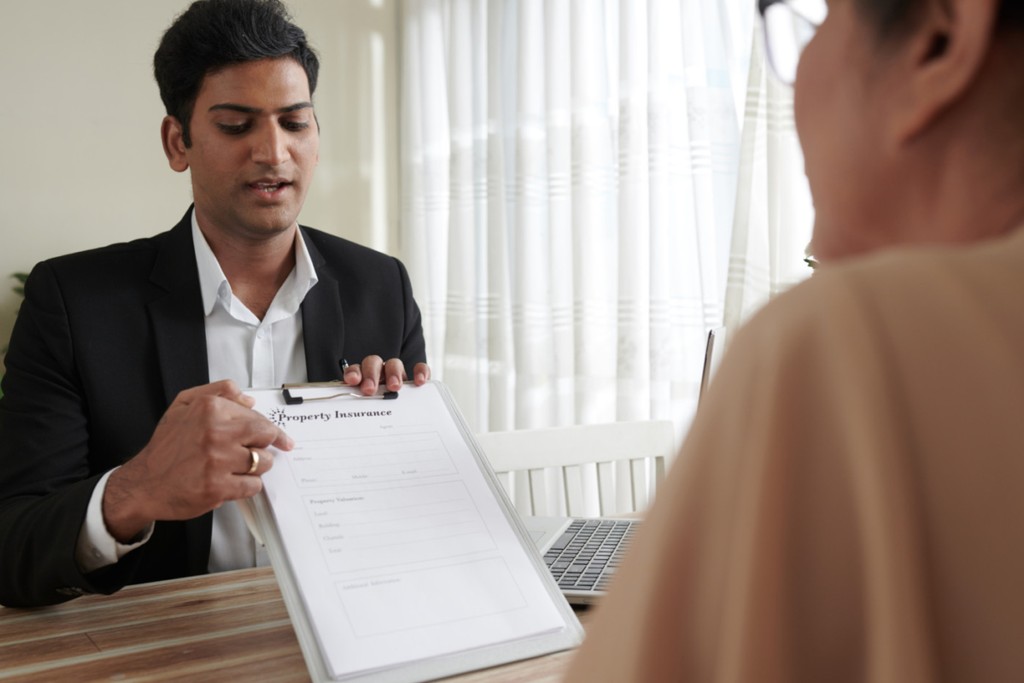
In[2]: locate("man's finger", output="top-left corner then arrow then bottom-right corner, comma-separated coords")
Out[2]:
270,428 -> 295,451
343,361 -> 362,386
237,447 -> 275,477
383,358 -> 406,391
413,362 -> 430,385
239,416 -> 295,452
359,355 -> 384,395
228,476 -> 265,502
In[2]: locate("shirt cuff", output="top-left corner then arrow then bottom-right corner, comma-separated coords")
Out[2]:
76,468 -> 155,573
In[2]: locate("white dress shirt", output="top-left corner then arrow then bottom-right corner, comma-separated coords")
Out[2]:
76,210 -> 318,573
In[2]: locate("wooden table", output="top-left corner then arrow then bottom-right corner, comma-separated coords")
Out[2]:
0,567 -> 590,682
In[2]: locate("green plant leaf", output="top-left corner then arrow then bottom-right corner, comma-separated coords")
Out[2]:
12,272 -> 28,297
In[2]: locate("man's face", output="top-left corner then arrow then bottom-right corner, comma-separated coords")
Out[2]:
168,57 -> 319,243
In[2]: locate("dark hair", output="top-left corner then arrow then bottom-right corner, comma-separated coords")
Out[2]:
153,0 -> 319,147
855,0 -> 1024,38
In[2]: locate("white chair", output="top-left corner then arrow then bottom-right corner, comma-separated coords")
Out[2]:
474,420 -> 676,517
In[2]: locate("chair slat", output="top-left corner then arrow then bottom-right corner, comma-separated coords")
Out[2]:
476,421 -> 676,517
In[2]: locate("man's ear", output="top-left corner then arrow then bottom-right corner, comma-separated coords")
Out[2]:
887,0 -> 1000,144
161,116 -> 190,173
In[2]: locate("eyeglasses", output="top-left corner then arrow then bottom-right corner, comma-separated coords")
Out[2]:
758,0 -> 828,85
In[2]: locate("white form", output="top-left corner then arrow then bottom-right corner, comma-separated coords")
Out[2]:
249,382 -> 566,680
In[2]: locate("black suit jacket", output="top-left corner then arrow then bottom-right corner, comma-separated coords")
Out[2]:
0,209 -> 426,607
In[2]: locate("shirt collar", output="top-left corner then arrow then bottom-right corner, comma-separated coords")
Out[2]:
191,208 -> 319,318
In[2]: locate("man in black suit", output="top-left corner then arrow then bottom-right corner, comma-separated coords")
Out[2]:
0,0 -> 429,608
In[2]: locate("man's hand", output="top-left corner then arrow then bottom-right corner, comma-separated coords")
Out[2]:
343,356 -> 430,396
102,380 -> 294,543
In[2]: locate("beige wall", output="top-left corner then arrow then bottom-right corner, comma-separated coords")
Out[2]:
0,0 -> 399,359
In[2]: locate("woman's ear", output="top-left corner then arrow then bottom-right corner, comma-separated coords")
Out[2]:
161,116 -> 190,173
886,0 -> 1000,144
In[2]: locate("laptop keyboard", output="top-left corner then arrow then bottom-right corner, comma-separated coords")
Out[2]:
542,519 -> 637,593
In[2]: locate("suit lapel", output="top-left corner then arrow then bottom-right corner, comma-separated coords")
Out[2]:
147,211 -> 210,404
146,209 -> 213,574
300,229 -> 347,382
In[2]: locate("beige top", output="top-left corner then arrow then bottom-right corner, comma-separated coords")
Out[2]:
564,227 -> 1024,682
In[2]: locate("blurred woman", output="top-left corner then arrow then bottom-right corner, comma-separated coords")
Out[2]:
564,0 -> 1024,680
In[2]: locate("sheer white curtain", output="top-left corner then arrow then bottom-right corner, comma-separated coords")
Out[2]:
724,29 -> 814,330
399,0 -> 808,439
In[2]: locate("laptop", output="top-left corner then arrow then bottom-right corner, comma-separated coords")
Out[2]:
524,515 -> 637,604
524,327 -> 726,604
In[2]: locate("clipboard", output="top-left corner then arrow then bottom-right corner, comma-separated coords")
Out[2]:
244,380 -> 583,683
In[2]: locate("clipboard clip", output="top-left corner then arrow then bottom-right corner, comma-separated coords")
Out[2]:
281,381 -> 399,405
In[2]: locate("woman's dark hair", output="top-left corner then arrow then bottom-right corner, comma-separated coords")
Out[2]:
153,0 -> 319,147
856,0 -> 1024,38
